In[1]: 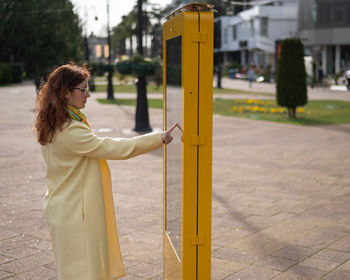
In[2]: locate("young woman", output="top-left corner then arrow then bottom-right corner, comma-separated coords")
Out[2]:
34,64 -> 176,280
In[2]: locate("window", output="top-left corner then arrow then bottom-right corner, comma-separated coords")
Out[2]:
316,1 -> 350,28
224,27 -> 228,44
104,45 -> 109,58
239,41 -> 248,48
95,44 -> 102,58
250,19 -> 255,37
332,6 -> 345,25
232,25 -> 237,40
260,17 -> 268,37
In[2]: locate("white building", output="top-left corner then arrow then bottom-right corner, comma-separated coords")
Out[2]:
298,0 -> 350,75
87,34 -> 109,63
214,0 -> 298,72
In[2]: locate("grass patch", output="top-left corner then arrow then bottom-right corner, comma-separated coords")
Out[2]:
97,98 -> 350,126
213,87 -> 273,96
97,98 -> 163,109
214,99 -> 350,125
95,84 -> 162,93
94,83 -> 273,96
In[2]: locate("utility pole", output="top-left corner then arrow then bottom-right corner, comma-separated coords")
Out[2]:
134,0 -> 152,132
106,0 -> 114,99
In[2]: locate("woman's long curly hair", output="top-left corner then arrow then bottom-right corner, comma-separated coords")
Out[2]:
34,64 -> 90,145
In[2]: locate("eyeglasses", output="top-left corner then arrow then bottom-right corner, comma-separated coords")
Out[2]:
73,87 -> 89,94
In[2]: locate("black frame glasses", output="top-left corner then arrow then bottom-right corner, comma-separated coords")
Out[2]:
73,87 -> 89,94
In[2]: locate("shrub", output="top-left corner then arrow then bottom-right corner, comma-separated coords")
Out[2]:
151,56 -> 162,88
102,64 -> 114,73
131,53 -> 144,64
0,63 -> 12,84
225,61 -> 240,74
115,61 -> 132,75
276,38 -> 307,118
9,63 -> 24,83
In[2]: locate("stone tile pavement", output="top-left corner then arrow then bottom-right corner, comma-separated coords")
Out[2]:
0,82 -> 350,279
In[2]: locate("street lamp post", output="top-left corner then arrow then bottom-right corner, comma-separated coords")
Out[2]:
134,0 -> 152,132
107,0 -> 114,99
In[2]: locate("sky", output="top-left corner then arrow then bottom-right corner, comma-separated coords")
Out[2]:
71,0 -> 173,36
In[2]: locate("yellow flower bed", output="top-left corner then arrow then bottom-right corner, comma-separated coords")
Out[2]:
232,99 -> 310,115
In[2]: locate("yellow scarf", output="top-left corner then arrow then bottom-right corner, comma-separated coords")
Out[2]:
67,105 -> 91,129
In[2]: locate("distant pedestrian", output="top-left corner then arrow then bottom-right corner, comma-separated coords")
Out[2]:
345,69 -> 350,90
34,64 -> 178,280
317,64 -> 324,89
215,64 -> 222,88
247,64 -> 256,88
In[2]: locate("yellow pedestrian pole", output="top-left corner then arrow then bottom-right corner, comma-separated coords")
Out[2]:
163,4 -> 214,279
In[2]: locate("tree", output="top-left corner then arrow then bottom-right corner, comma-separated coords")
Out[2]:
150,23 -> 162,58
112,1 -> 154,58
0,0 -> 83,91
112,16 -> 130,56
276,38 -> 307,119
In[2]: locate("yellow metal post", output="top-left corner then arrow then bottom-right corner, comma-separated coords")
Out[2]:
196,12 -> 214,280
163,5 -> 213,280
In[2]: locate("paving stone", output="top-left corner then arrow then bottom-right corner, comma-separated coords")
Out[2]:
244,213 -> 295,228
298,257 -> 339,271
0,252 -> 53,274
271,245 -> 316,262
272,271 -> 315,280
337,259 -> 350,271
149,273 -> 163,280
0,246 -> 41,259
323,270 -> 350,280
225,265 -> 280,280
126,262 -> 161,278
119,275 -> 143,280
15,266 -> 57,280
212,247 -> 265,264
211,259 -> 246,280
123,257 -> 142,269
286,264 -> 327,279
327,235 -> 350,253
0,255 -> 14,266
0,235 -> 40,251
212,229 -> 252,247
0,229 -> 18,242
255,256 -> 298,271
228,230 -> 287,255
312,249 -> 350,263
0,269 -> 14,279
324,224 -> 350,234
296,229 -> 345,249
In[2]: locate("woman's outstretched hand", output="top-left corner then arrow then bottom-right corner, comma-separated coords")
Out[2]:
161,123 -> 180,144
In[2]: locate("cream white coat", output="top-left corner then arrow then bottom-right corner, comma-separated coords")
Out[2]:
41,120 -> 163,280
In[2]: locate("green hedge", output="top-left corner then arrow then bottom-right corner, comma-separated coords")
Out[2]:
87,62 -> 114,76
276,38 -> 307,118
9,63 -> 23,83
0,63 -> 12,84
0,62 -> 24,84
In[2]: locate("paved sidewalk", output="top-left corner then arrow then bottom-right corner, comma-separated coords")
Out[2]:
0,82 -> 350,279
218,77 -> 350,102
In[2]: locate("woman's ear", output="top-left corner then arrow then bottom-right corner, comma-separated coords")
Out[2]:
65,90 -> 72,100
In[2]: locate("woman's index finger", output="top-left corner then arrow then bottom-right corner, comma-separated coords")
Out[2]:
167,123 -> 178,133
176,123 -> 183,133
